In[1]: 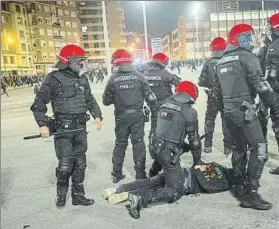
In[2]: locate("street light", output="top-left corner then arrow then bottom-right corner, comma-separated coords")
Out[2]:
101,1 -> 112,77
141,1 -> 149,60
7,37 -> 13,43
193,3 -> 200,59
136,37 -> 140,43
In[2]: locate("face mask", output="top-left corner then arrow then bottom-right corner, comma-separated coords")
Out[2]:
238,31 -> 255,51
68,57 -> 88,76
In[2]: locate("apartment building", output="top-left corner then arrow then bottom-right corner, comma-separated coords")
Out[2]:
1,2 -> 34,73
221,0 -> 239,12
25,1 -> 81,73
79,1 -> 126,64
162,32 -> 172,58
210,9 -> 279,52
1,1 -> 81,74
185,21 -> 211,59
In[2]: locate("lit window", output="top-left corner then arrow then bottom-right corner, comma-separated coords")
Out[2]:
37,17 -> 43,23
47,29 -> 53,36
65,21 -> 71,27
82,26 -> 88,32
71,11 -> 76,17
45,18 -> 51,24
44,6 -> 50,13
72,22 -> 77,28
67,31 -> 72,36
39,28 -> 45,35
49,41 -> 54,47
69,2 -> 75,7
73,32 -> 78,38
40,40 -> 46,47
60,31 -> 65,37
65,10 -> 69,17
21,43 -> 27,51
19,31 -> 25,39
22,56 -> 27,64
50,52 -> 55,58
58,9 -> 63,16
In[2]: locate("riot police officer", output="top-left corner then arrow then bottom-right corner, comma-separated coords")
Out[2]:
102,49 -> 157,183
30,45 -> 103,207
144,53 -> 181,177
213,24 -> 279,210
127,81 -> 202,219
198,37 -> 232,155
263,13 -> 279,175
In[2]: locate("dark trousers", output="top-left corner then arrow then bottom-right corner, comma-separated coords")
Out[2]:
225,112 -> 266,189
204,95 -> 231,148
112,110 -> 146,179
140,145 -> 185,204
54,124 -> 87,196
120,173 -> 166,192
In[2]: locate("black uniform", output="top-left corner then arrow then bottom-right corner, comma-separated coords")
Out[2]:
198,52 -> 231,154
145,61 -> 181,138
213,44 -> 279,209
31,68 -> 102,205
144,62 -> 181,177
264,35 -> 279,175
128,92 -> 202,218
102,64 -> 157,181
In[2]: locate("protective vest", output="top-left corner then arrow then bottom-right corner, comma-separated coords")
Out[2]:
50,71 -> 87,115
112,72 -> 145,111
265,38 -> 279,93
206,58 -> 219,88
145,68 -> 173,102
216,52 -> 254,110
155,97 -> 187,144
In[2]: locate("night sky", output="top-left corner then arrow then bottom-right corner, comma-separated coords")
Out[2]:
122,1 -> 279,36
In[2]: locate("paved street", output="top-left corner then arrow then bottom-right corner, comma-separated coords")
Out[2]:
1,69 -> 279,229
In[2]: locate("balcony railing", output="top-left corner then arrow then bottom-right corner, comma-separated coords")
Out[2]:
52,22 -> 61,28
54,35 -> 63,40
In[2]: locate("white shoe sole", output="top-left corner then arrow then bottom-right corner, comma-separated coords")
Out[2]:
108,192 -> 128,205
102,188 -> 116,200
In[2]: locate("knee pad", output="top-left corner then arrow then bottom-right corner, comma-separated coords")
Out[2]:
58,158 -> 74,173
115,141 -> 128,149
131,137 -> 144,145
56,167 -> 71,183
205,120 -> 215,132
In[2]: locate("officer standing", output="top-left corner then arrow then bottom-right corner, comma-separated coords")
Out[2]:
213,24 -> 279,210
198,37 -> 232,155
144,53 -> 181,177
263,13 -> 279,175
30,45 -> 103,207
102,49 -> 157,183
127,81 -> 202,219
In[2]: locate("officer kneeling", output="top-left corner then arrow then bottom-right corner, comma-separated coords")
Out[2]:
127,81 -> 203,219
31,45 -> 103,208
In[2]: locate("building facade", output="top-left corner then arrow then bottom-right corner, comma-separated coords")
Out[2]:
1,1 -> 81,74
78,1 -> 126,64
162,9 -> 279,61
209,9 -> 279,52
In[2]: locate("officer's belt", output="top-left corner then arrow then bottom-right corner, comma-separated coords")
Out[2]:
55,114 -> 90,124
115,108 -> 142,114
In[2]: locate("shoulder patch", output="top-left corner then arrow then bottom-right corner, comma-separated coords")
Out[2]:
161,103 -> 181,111
219,55 -> 239,64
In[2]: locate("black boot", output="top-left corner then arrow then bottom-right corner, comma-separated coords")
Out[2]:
240,189 -> 272,210
71,160 -> 94,206
127,192 -> 145,219
269,166 -> 279,175
72,193 -> 94,206
55,168 -> 70,208
56,188 -> 67,208
111,172 -> 126,184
